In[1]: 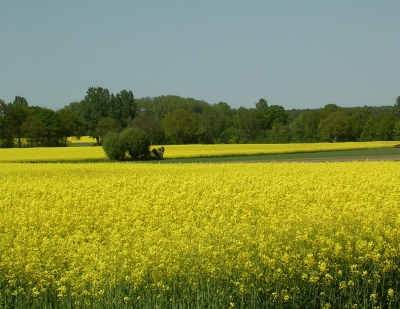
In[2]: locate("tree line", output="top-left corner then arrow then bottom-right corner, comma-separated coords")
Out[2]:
1,87 -> 400,148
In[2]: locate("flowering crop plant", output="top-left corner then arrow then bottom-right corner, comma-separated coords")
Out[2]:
0,162 -> 399,308
0,141 -> 397,162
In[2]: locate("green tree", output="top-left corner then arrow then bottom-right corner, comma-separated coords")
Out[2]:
197,103 -> 232,144
7,96 -> 30,147
57,109 -> 85,146
290,111 -> 323,142
255,98 -> 268,112
162,109 -> 198,144
94,117 -> 122,145
266,105 -> 288,127
102,132 -> 125,160
131,113 -> 164,145
348,108 -> 371,141
394,96 -> 400,119
255,98 -> 288,132
359,117 -> 377,141
318,111 -> 351,142
135,95 -> 208,121
232,107 -> 260,143
109,90 -> 137,128
0,100 -> 14,148
375,113 -> 396,140
30,106 -> 64,146
21,115 -> 47,147
81,87 -> 111,144
119,127 -> 150,159
394,121 -> 400,140
12,96 -> 28,107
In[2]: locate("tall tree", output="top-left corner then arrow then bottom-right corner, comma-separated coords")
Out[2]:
348,108 -> 371,141
255,98 -> 268,112
197,103 -> 232,144
13,96 -> 28,107
109,90 -> 136,128
359,117 -> 377,141
233,107 -> 260,143
395,96 -> 400,119
57,109 -> 85,146
30,106 -> 64,146
0,100 -> 14,147
318,111 -> 351,142
393,121 -> 400,140
375,112 -> 396,141
131,113 -> 164,145
7,97 -> 30,147
21,115 -> 47,147
94,117 -> 122,145
81,87 -> 111,144
290,110 -> 324,142
162,109 -> 198,144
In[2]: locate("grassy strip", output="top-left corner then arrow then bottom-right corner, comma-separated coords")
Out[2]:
156,148 -> 400,163
4,148 -> 399,164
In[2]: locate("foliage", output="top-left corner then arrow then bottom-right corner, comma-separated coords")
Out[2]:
375,112 -> 397,141
94,117 -> 122,145
57,109 -> 85,146
232,107 -> 260,143
3,91 -> 400,148
109,90 -> 137,128
318,111 -> 351,142
1,162 -> 400,308
131,113 -> 164,145
7,98 -> 30,147
21,115 -> 47,147
80,87 -> 111,143
119,127 -> 151,159
394,121 -> 400,140
102,132 -> 125,160
0,101 -> 14,147
162,109 -> 198,144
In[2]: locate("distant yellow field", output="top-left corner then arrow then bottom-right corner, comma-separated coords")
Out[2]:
155,141 -> 399,158
68,136 -> 97,144
0,141 -> 398,162
0,147 -> 106,162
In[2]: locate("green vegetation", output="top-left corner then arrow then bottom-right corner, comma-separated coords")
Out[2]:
157,148 -> 400,164
1,90 -> 400,148
102,127 -> 151,160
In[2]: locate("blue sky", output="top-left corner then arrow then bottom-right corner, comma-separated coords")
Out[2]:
1,1 -> 399,110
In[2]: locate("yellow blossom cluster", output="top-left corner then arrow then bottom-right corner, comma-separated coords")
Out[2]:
0,161 -> 399,308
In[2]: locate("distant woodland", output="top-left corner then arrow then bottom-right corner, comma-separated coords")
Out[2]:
1,87 -> 400,148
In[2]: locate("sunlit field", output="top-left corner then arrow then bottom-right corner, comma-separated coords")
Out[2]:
0,162 -> 399,308
0,146 -> 107,162
153,141 -> 399,159
69,136 -> 97,144
0,141 -> 398,162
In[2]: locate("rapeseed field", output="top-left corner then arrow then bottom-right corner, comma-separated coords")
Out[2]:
0,141 -> 398,162
153,141 -> 399,158
0,162 -> 399,308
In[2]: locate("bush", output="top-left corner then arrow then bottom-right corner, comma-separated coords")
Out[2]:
119,127 -> 151,159
102,132 -> 125,160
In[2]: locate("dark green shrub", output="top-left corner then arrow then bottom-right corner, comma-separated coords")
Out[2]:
102,132 -> 125,160
119,127 -> 150,159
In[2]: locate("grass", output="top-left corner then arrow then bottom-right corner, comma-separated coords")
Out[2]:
156,147 -> 400,163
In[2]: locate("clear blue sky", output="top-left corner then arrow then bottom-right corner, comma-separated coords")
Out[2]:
1,1 -> 399,110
